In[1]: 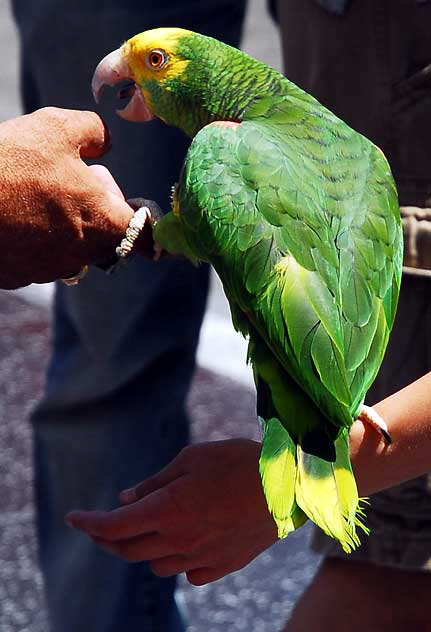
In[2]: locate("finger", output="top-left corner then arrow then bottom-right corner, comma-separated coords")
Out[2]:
90,532 -> 180,563
186,566 -> 231,586
104,190 -> 134,230
120,455 -> 187,505
66,489 -> 169,540
66,109 -> 111,158
27,107 -> 109,158
89,165 -> 125,200
150,555 -> 197,578
83,165 -> 133,232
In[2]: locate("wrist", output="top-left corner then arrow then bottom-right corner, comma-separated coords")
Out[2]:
349,415 -> 395,497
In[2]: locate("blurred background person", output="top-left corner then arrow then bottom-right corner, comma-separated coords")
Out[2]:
10,1 -> 246,630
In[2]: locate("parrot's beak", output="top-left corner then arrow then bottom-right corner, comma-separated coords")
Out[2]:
91,48 -> 154,122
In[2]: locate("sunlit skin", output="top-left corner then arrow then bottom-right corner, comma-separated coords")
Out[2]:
0,107 -> 133,288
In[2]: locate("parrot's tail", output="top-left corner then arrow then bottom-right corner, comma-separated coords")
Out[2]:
259,418 -> 368,553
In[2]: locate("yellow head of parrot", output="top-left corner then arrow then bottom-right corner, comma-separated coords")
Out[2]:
92,27 -> 193,122
124,27 -> 192,84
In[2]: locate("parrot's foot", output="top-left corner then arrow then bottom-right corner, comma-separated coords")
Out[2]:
127,197 -> 164,224
357,405 -> 392,445
126,197 -> 165,260
115,205 -> 151,259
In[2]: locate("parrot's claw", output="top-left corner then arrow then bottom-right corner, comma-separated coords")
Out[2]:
357,405 -> 392,445
127,198 -> 164,223
97,198 -> 165,273
126,197 -> 166,260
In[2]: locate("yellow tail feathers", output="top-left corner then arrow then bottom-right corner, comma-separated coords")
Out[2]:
259,417 -> 307,537
260,419 -> 368,552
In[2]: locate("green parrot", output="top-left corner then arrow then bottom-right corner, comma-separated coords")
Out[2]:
92,28 -> 403,552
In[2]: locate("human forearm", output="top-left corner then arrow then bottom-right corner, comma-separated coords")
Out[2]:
350,372 -> 431,496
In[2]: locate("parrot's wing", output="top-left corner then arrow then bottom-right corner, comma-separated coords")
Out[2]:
178,95 -> 402,428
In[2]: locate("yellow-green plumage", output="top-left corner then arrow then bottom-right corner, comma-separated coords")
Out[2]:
104,28 -> 403,551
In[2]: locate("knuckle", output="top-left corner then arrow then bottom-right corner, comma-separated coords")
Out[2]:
179,443 -> 199,461
37,107 -> 73,145
79,109 -> 100,131
163,484 -> 186,517
92,514 -> 116,538
39,106 -> 65,125
176,445 -> 192,464
179,444 -> 193,457
81,109 -> 101,126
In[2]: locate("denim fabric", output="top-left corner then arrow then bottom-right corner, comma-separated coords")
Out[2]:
314,0 -> 351,15
315,0 -> 429,16
270,0 -> 430,21
268,0 -> 351,19
12,2 -> 246,630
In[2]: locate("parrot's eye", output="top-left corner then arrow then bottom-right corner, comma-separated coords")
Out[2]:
146,49 -> 168,70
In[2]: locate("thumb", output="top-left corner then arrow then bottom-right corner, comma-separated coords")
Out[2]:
104,189 -> 134,231
88,164 -> 133,231
89,164 -> 125,200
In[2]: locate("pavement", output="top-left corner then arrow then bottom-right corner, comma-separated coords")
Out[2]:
0,1 -> 321,630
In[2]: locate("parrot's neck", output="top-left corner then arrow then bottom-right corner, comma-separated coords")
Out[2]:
147,44 -> 297,138
182,62 -> 290,138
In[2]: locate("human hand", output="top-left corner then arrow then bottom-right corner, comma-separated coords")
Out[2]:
0,107 -> 134,289
66,439 -> 278,585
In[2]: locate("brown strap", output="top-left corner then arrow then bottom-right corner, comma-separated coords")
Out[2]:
400,206 -> 431,272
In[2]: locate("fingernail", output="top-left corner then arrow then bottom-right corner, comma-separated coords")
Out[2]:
65,510 -> 82,528
65,516 -> 76,528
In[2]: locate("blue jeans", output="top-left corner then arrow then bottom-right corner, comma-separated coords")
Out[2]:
12,2 -> 247,630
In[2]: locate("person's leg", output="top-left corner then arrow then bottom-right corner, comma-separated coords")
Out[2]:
33,261 -> 205,632
284,558 -> 431,632
276,0 -> 431,629
12,1 -> 247,630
